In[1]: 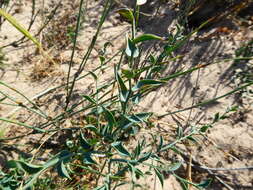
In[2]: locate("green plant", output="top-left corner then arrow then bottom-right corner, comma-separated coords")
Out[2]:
0,0 -> 252,190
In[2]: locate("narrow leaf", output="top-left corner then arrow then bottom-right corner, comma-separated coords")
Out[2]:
154,168 -> 164,187
138,152 -> 151,163
103,107 -> 116,128
168,162 -> 182,172
82,95 -> 96,104
133,34 -> 163,44
80,132 -> 92,150
132,79 -> 165,91
83,153 -> 97,165
117,8 -> 134,23
18,161 -> 43,174
116,72 -> 129,102
112,142 -> 131,157
134,141 -> 141,158
43,150 -> 72,168
197,179 -> 212,188
57,161 -> 71,179
157,136 -> 164,152
125,38 -> 139,58
0,9 -> 40,47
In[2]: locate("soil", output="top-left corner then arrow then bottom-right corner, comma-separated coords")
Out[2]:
0,0 -> 252,190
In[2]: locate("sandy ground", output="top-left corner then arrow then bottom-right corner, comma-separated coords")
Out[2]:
0,0 -> 252,189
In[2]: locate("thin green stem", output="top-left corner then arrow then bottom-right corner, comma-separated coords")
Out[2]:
65,0 -> 112,111
66,0 -> 84,100
0,81 -> 48,118
158,81 -> 253,118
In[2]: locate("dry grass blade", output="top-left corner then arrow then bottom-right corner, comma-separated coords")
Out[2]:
0,8 -> 56,65
0,8 -> 40,47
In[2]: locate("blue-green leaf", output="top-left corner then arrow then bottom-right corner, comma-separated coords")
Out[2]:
154,168 -> 164,187
103,107 -> 116,128
80,132 -> 92,150
187,136 -> 198,144
126,112 -> 151,123
57,161 -> 71,179
18,161 -> 43,174
93,185 -> 106,190
44,150 -> 72,168
83,153 -> 97,165
134,141 -> 141,158
82,95 -> 96,104
138,152 -> 151,163
157,136 -> 164,152
112,142 -> 131,157
116,72 -> 129,102
197,179 -> 212,188
168,162 -> 182,172
132,79 -> 165,91
125,38 -> 139,58
120,112 -> 151,130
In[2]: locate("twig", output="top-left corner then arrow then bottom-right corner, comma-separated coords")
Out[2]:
196,165 -> 253,172
180,152 -> 234,190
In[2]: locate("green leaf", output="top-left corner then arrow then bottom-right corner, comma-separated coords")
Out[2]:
103,107 -> 116,128
82,95 -> 96,104
132,79 -> 165,91
149,54 -> 156,64
93,185 -> 106,190
83,153 -> 97,165
126,112 -> 151,123
117,8 -> 134,23
22,150 -> 72,189
134,141 -> 141,158
18,161 -> 43,174
168,162 -> 182,172
213,112 -> 220,123
187,136 -> 198,144
84,124 -> 98,133
120,112 -> 151,130
154,168 -> 164,187
197,179 -> 212,188
44,150 -> 72,168
6,160 -> 18,169
99,56 -> 105,64
125,38 -> 139,58
177,126 -> 183,138
200,125 -> 212,133
122,69 -> 135,79
112,142 -> 131,157
157,136 -> 164,152
57,161 -> 71,179
89,71 -> 98,80
132,93 -> 141,104
116,72 -> 129,102
133,167 -> 144,179
133,34 -> 163,44
138,152 -> 151,163
80,132 -> 92,151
